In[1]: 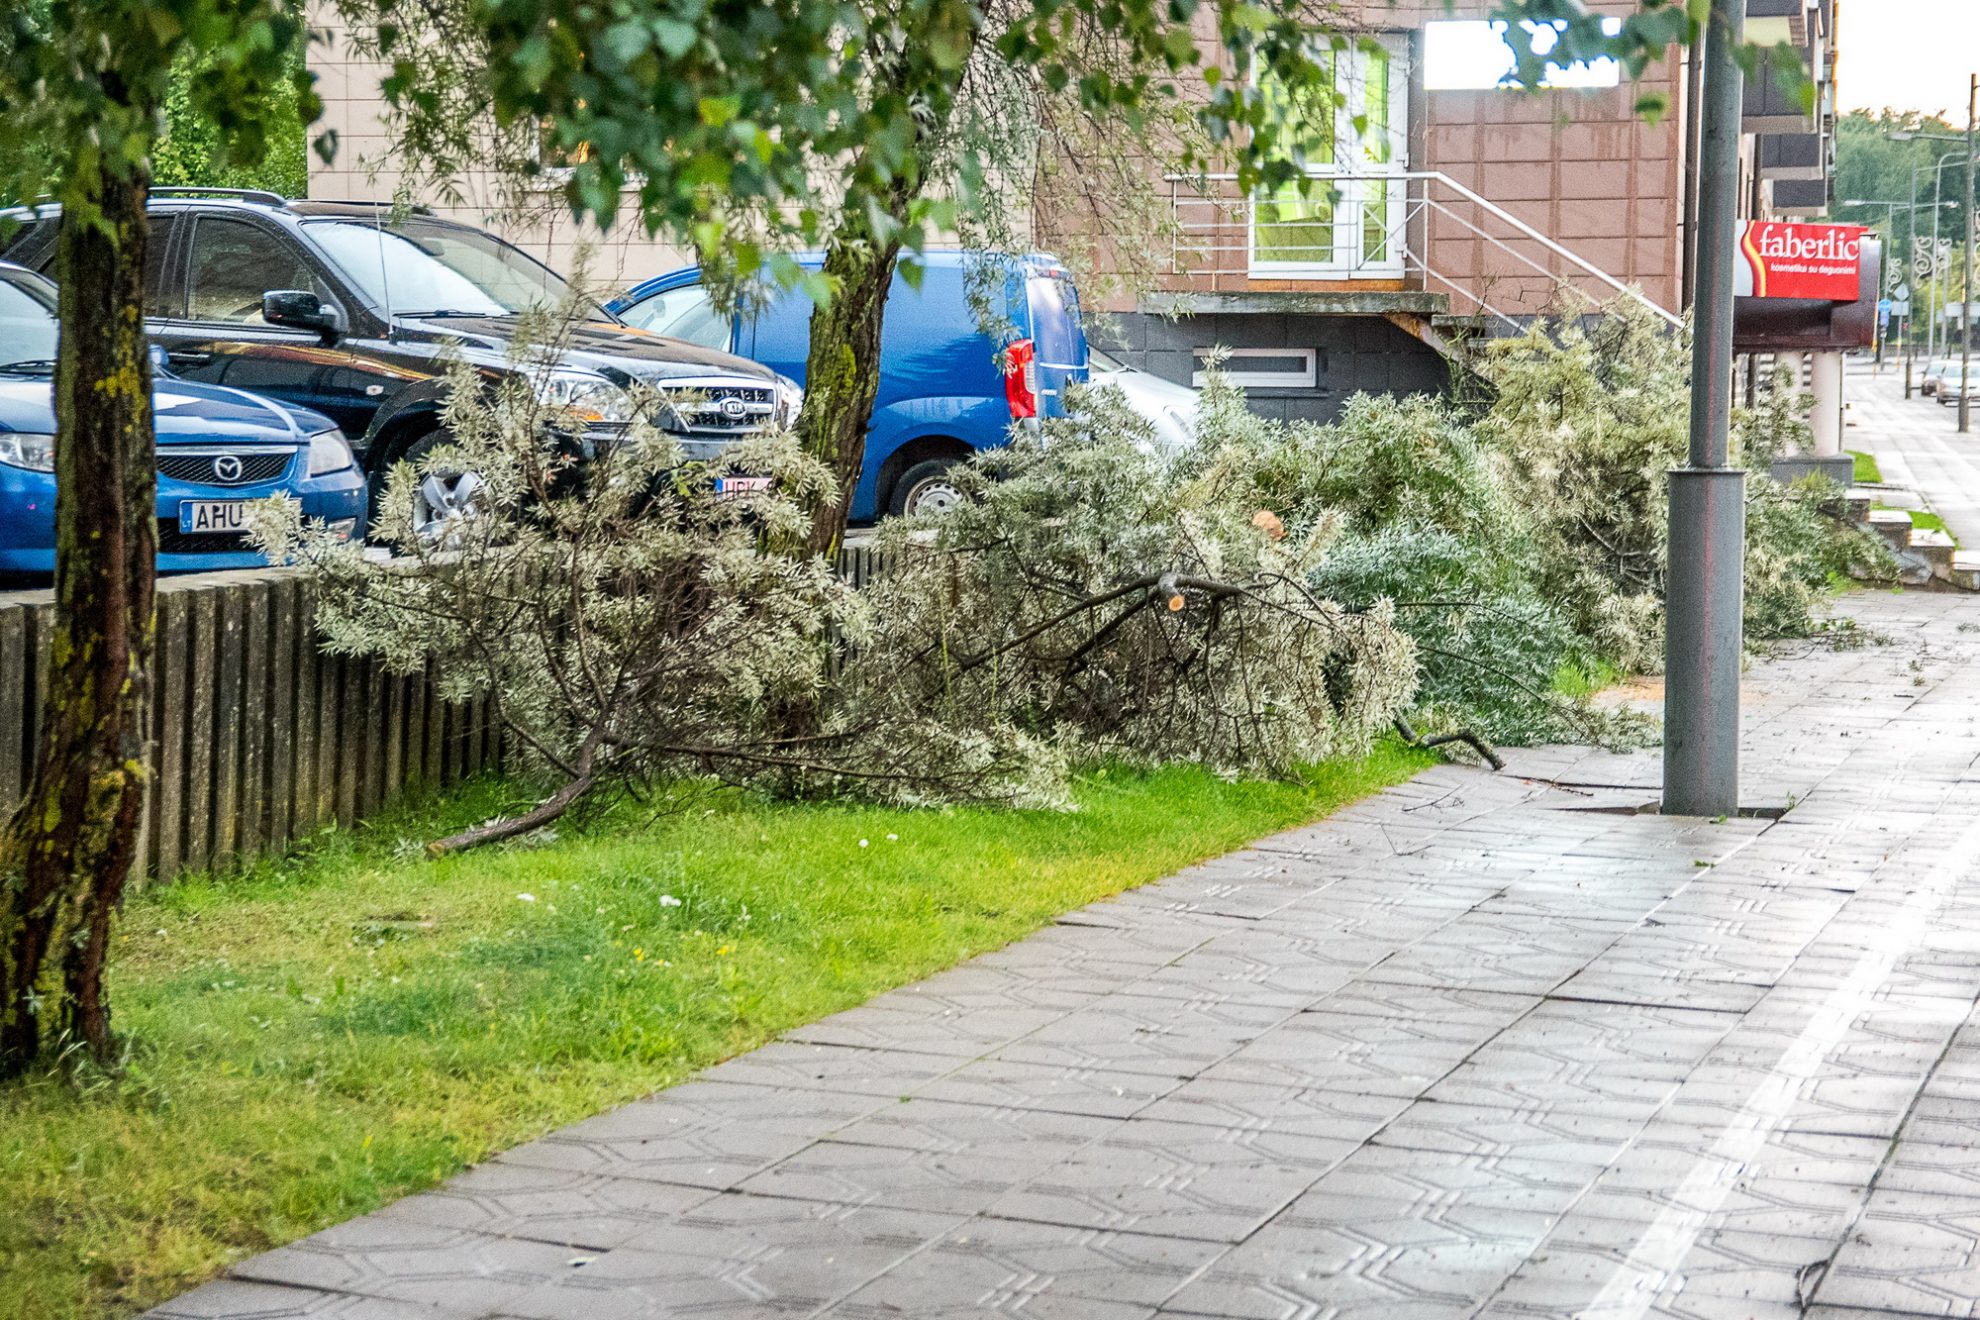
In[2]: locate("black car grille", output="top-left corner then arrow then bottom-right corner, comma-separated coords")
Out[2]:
157,518 -> 251,555
660,383 -> 777,436
157,449 -> 293,486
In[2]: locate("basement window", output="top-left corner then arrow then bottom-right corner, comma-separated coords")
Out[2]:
1193,348 -> 1319,389
1423,18 -> 1623,91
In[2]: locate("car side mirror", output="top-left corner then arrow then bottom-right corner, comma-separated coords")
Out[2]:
148,343 -> 170,375
263,289 -> 345,342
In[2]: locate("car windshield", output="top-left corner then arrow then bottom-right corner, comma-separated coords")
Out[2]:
620,284 -> 731,350
0,271 -> 58,372
1088,346 -> 1125,373
305,219 -> 589,318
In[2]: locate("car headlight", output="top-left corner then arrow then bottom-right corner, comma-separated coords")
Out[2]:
0,431 -> 54,472
775,375 -> 804,427
307,428 -> 356,476
538,369 -> 634,425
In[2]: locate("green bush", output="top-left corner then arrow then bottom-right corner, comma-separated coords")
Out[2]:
1063,309 -> 1891,750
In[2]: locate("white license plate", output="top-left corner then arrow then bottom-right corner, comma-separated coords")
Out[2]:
178,501 -> 250,534
714,475 -> 774,498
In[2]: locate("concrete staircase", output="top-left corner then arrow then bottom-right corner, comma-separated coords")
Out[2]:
1847,489 -> 1979,590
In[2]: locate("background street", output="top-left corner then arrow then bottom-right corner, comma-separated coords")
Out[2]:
1853,357 -> 1980,548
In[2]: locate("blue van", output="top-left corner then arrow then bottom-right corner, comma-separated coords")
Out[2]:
609,251 -> 1088,521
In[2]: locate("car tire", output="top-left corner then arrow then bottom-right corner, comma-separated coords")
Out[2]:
400,428 -> 486,545
889,457 -> 969,518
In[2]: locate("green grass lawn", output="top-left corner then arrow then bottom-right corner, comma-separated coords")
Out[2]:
1849,449 -> 1882,484
1908,508 -> 1955,541
0,747 -> 1429,1320
1872,501 -> 1957,546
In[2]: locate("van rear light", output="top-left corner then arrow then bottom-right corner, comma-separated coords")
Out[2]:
1003,338 -> 1039,420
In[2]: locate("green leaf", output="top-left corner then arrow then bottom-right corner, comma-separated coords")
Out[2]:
599,21 -> 650,68
652,19 -> 697,58
697,95 -> 740,127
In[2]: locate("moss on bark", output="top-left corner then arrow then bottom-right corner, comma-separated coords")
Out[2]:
0,166 -> 156,1078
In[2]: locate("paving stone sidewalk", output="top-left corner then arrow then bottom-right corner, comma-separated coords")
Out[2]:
1848,361 -> 1980,549
153,589 -> 1980,1320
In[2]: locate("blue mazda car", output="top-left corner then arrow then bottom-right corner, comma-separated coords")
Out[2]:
0,261 -> 366,575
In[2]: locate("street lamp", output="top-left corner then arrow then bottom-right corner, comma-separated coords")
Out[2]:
1891,121 -> 1980,423
1840,197 -> 1960,371
1663,0 -> 1743,818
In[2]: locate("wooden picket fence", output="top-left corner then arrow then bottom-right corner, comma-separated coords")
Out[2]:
0,569 -> 504,884
0,547 -> 897,886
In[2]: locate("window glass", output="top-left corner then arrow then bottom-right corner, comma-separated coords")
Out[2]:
1252,39 -> 1404,272
2,216 -> 182,315
187,219 -> 326,324
145,215 -> 184,318
1259,50 -> 1336,167
0,272 -> 58,367
1254,53 -> 1340,267
1358,44 -> 1392,166
620,284 -> 731,350
1028,274 -> 1084,367
306,219 -> 570,317
0,219 -> 58,276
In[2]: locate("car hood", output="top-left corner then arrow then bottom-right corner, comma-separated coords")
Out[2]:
0,377 -> 335,445
395,315 -> 783,385
1097,366 -> 1200,412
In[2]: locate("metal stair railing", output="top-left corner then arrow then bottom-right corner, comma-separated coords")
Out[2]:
1163,170 -> 1684,332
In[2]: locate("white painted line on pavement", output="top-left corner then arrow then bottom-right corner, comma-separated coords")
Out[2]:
1580,810 -> 1980,1317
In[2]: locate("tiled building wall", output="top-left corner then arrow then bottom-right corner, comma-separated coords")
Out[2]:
1120,0 -> 1691,318
306,5 -> 691,291
1093,313 -> 1452,427
1098,0 -> 1690,416
1420,73 -> 1688,318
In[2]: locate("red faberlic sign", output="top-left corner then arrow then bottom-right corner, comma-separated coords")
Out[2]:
1734,222 -> 1866,300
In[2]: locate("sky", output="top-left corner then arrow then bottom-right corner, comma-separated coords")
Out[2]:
1844,0 -> 1980,119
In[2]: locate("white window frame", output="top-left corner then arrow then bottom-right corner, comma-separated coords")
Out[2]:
1192,348 -> 1319,389
1248,35 -> 1410,281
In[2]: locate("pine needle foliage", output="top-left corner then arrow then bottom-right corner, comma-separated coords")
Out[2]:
258,301 -> 1422,848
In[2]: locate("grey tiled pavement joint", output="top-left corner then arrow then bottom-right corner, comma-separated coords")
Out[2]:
149,590 -> 1980,1319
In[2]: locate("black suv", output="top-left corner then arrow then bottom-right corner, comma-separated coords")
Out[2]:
1,189 -> 799,535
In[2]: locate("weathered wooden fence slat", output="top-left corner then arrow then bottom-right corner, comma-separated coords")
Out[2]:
265,576 -> 298,858
0,570 -> 505,885
150,592 -> 190,880
0,606 -> 27,811
183,589 -> 218,873
0,553 -> 899,884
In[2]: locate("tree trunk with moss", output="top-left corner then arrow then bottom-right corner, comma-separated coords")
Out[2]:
790,179 -> 917,561
784,15 -> 979,561
0,168 -> 157,1078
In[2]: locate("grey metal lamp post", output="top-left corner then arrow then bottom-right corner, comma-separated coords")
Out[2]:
1664,0 -> 1744,818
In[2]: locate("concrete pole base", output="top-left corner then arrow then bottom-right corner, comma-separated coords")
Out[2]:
1663,468 -> 1746,818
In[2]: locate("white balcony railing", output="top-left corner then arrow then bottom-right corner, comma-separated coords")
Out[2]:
1163,169 -> 1683,332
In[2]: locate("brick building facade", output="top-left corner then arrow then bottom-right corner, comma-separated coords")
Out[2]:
307,1 -> 1839,423
1092,0 -> 1838,422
